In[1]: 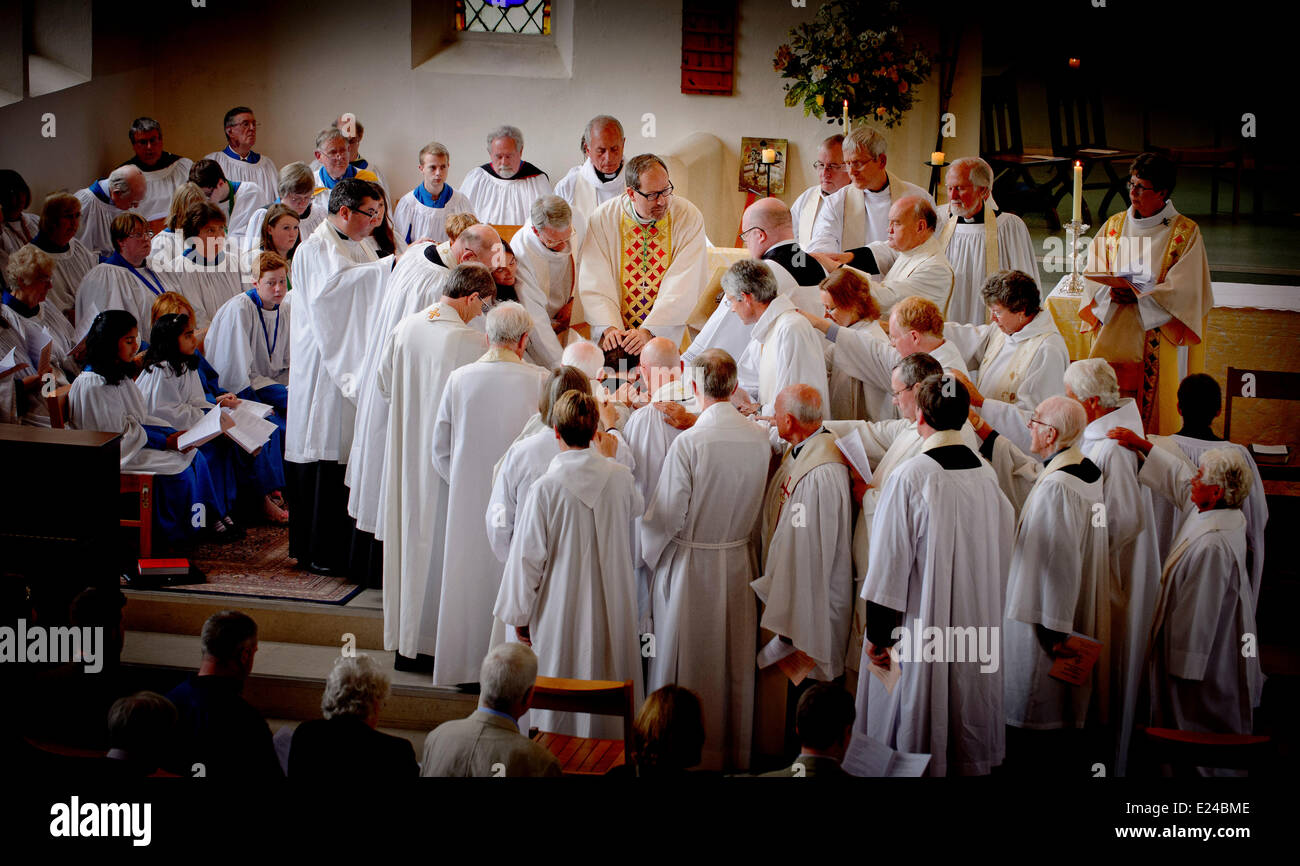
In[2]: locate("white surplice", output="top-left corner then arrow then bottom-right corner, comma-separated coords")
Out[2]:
739,293 -> 829,417
5,296 -> 81,382
932,204 -> 1038,326
73,183 -> 131,256
217,181 -> 266,245
378,302 -> 487,658
243,204 -> 326,255
204,291 -> 289,397
640,402 -> 770,771
134,364 -> 214,430
206,148 -> 278,213
432,349 -> 549,685
853,233 -> 955,317
806,174 -> 933,254
494,446 -> 645,739
459,166 -> 552,227
825,318 -> 893,422
512,223 -> 578,369
43,238 -> 98,317
69,372 -> 195,474
855,432 -> 1014,776
790,185 -> 830,249
554,158 -> 624,251
74,260 -> 172,343
823,325 -> 969,405
392,185 -> 473,246
163,253 -> 245,330
134,156 -> 194,222
1,214 -> 39,273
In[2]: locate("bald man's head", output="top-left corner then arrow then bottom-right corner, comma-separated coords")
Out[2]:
739,197 -> 794,254
886,194 -> 936,252
451,223 -> 503,266
637,337 -> 682,393
561,340 -> 606,379
774,383 -> 824,444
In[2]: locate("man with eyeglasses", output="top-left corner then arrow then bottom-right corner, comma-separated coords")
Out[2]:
578,153 -> 708,368
807,127 -> 931,263
118,117 -> 193,224
287,178 -> 392,579
309,127 -> 383,229
790,134 -> 851,248
1079,152 -> 1213,434
309,114 -> 388,200
554,115 -> 626,248
206,106 -> 278,213
459,125 -> 553,227
74,164 -> 148,258
512,195 -> 585,368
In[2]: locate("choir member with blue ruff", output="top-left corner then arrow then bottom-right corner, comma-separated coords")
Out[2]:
136,312 -> 287,527
164,202 -> 246,335
310,127 -> 382,225
243,203 -> 301,285
73,165 -> 147,257
459,125 -> 552,227
392,141 -> 473,247
75,213 -> 171,344
552,115 -> 625,249
4,245 -> 81,383
312,115 -> 389,199
150,183 -> 208,269
189,159 -> 263,247
205,106 -> 277,213
29,192 -> 98,318
118,117 -> 194,224
69,309 -> 235,545
243,163 -> 322,256
205,251 -> 290,421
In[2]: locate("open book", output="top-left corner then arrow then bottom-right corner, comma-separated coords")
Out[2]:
177,400 -> 277,453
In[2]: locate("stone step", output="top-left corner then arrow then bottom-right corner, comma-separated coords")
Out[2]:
122,588 -> 385,651
121,630 -> 477,731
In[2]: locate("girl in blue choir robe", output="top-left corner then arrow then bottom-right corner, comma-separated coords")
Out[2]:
67,309 -> 237,545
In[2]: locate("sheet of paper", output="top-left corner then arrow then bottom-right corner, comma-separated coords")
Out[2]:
232,398 -> 273,420
0,347 -> 18,376
24,326 -> 52,371
1048,633 -> 1103,686
177,407 -> 233,451
1251,443 -> 1287,456
835,433 -> 873,485
222,406 -> 277,454
842,733 -> 931,777
756,635 -> 796,669
865,648 -> 902,694
776,649 -> 817,686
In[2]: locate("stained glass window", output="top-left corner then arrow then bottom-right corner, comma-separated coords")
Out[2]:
455,0 -> 552,35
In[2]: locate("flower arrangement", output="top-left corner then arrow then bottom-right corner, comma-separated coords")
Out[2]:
773,0 -> 932,130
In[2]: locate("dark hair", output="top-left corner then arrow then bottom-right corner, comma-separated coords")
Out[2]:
369,186 -> 397,257
188,158 -> 227,190
328,178 -> 378,215
223,106 -> 254,132
199,610 -> 258,664
259,203 -> 300,258
181,201 -> 226,241
1131,152 -> 1176,196
85,310 -> 140,385
916,373 -> 970,431
625,153 -> 668,192
128,116 -> 161,144
631,685 -> 704,774
1177,372 -> 1221,428
493,238 -> 517,303
70,586 -> 127,629
0,169 -> 32,215
143,313 -> 200,378
796,683 -> 856,751
893,352 -> 943,388
980,269 -> 1041,317
445,261 -> 495,301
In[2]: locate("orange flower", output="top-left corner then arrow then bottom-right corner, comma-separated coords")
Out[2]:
899,80 -> 909,93
847,72 -> 859,84
876,106 -> 887,116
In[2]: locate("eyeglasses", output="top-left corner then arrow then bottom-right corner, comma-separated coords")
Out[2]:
350,206 -> 381,221
845,159 -> 877,170
1026,417 -> 1058,433
1127,179 -> 1156,193
230,120 -> 259,130
737,226 -> 765,241
536,226 -> 575,251
813,161 -> 847,172
127,231 -> 155,240
890,384 -> 912,399
633,184 -> 674,202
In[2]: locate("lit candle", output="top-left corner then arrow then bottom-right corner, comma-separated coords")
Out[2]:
1072,161 -> 1083,223
761,148 -> 776,165
843,99 -> 850,135
1068,57 -> 1081,68
931,151 -> 944,165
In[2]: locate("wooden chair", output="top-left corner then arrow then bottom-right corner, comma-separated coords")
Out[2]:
980,71 -> 1070,230
1143,727 -> 1271,773
1045,73 -> 1139,223
1143,108 -> 1242,222
492,224 -> 522,244
1222,367 -> 1300,442
47,384 -> 155,557
529,676 -> 635,775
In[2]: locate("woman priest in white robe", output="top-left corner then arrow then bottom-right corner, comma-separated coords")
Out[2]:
494,391 -> 645,740
163,202 -> 245,332
817,267 -> 892,421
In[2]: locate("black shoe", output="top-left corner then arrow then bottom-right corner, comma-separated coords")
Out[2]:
394,653 -> 434,674
307,561 -> 341,576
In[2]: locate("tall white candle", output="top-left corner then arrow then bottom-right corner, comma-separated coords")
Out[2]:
1072,161 -> 1083,223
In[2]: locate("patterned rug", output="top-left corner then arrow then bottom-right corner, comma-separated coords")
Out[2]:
140,525 -> 363,605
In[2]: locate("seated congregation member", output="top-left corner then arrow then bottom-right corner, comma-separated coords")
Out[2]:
243,203 -> 301,287
494,390 -> 644,738
998,396 -> 1107,776
205,106 -> 277,212
1144,373 -> 1267,604
420,643 -> 561,778
151,291 -> 233,404
165,610 -> 282,778
189,158 -> 262,245
553,115 -> 626,247
73,164 -> 147,257
513,195 -> 582,369
103,692 -> 179,777
136,313 -> 286,525
30,192 -> 98,318
725,259 -> 828,418
944,270 -> 1070,452
1106,430 -> 1264,761
432,302 -> 548,687
165,201 -> 245,333
393,141 -> 473,247
119,117 -> 194,223
856,374 -> 1013,776
0,170 -> 40,272
367,184 -> 401,258
150,182 -> 208,267
460,124 -> 552,227
205,251 -> 290,418
5,244 -> 81,382
243,162 -> 321,254
75,213 -> 170,343
607,685 -> 707,778
641,348 -> 771,772
0,310 -> 37,424
288,655 -> 417,780
69,310 -> 231,545
310,126 -> 382,220
816,268 -> 889,421
759,683 -> 856,777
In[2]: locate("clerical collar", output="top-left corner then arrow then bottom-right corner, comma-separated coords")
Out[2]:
859,179 -> 889,196
1130,200 -> 1176,228
32,233 -> 68,255
956,206 -> 998,224
423,244 -> 444,267
413,182 -> 455,208
2,291 -> 38,318
594,163 -> 622,183
332,225 -> 351,242
122,152 -> 183,172
478,161 -> 548,182
790,426 -> 829,459
222,145 -> 261,164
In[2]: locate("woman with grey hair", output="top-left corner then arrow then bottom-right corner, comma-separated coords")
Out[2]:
287,654 -> 417,779
5,243 -> 82,382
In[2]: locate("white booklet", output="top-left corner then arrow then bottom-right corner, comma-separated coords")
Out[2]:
177,406 -> 235,450
0,347 -> 20,377
835,432 -> 873,485
177,402 -> 276,453
24,326 -> 52,372
842,734 -> 931,777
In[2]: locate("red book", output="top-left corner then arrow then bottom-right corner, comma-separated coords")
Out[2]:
138,558 -> 190,576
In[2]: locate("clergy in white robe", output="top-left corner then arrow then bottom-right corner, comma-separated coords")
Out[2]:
204,255 -> 291,412
790,134 -> 852,248
74,167 -> 147,256
3,246 -> 81,383
810,267 -> 890,421
856,375 -> 1014,776
392,142 -> 473,247
553,115 -> 626,251
641,350 -> 770,771
579,155 -> 708,358
377,272 -> 490,661
285,180 -> 390,574
807,128 -> 932,255
460,125 -> 552,227
513,196 -> 584,369
494,390 -> 644,739
842,197 -> 955,319
120,118 -> 194,223
999,397 -> 1108,773
74,215 -> 172,343
724,260 -> 828,417
205,107 -> 277,213
432,303 -> 549,685
30,193 -> 98,318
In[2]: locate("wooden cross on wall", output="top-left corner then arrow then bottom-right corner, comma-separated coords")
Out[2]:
681,0 -> 736,95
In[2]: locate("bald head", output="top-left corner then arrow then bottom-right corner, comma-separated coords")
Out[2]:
774,384 -> 824,444
561,340 -> 606,379
741,197 -> 794,252
451,223 -> 503,265
637,337 -> 681,393
887,194 -> 936,252
107,165 -> 147,210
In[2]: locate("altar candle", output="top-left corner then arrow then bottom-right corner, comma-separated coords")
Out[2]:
1072,161 -> 1083,223
761,148 -> 776,165
931,151 -> 944,165
843,100 -> 850,135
